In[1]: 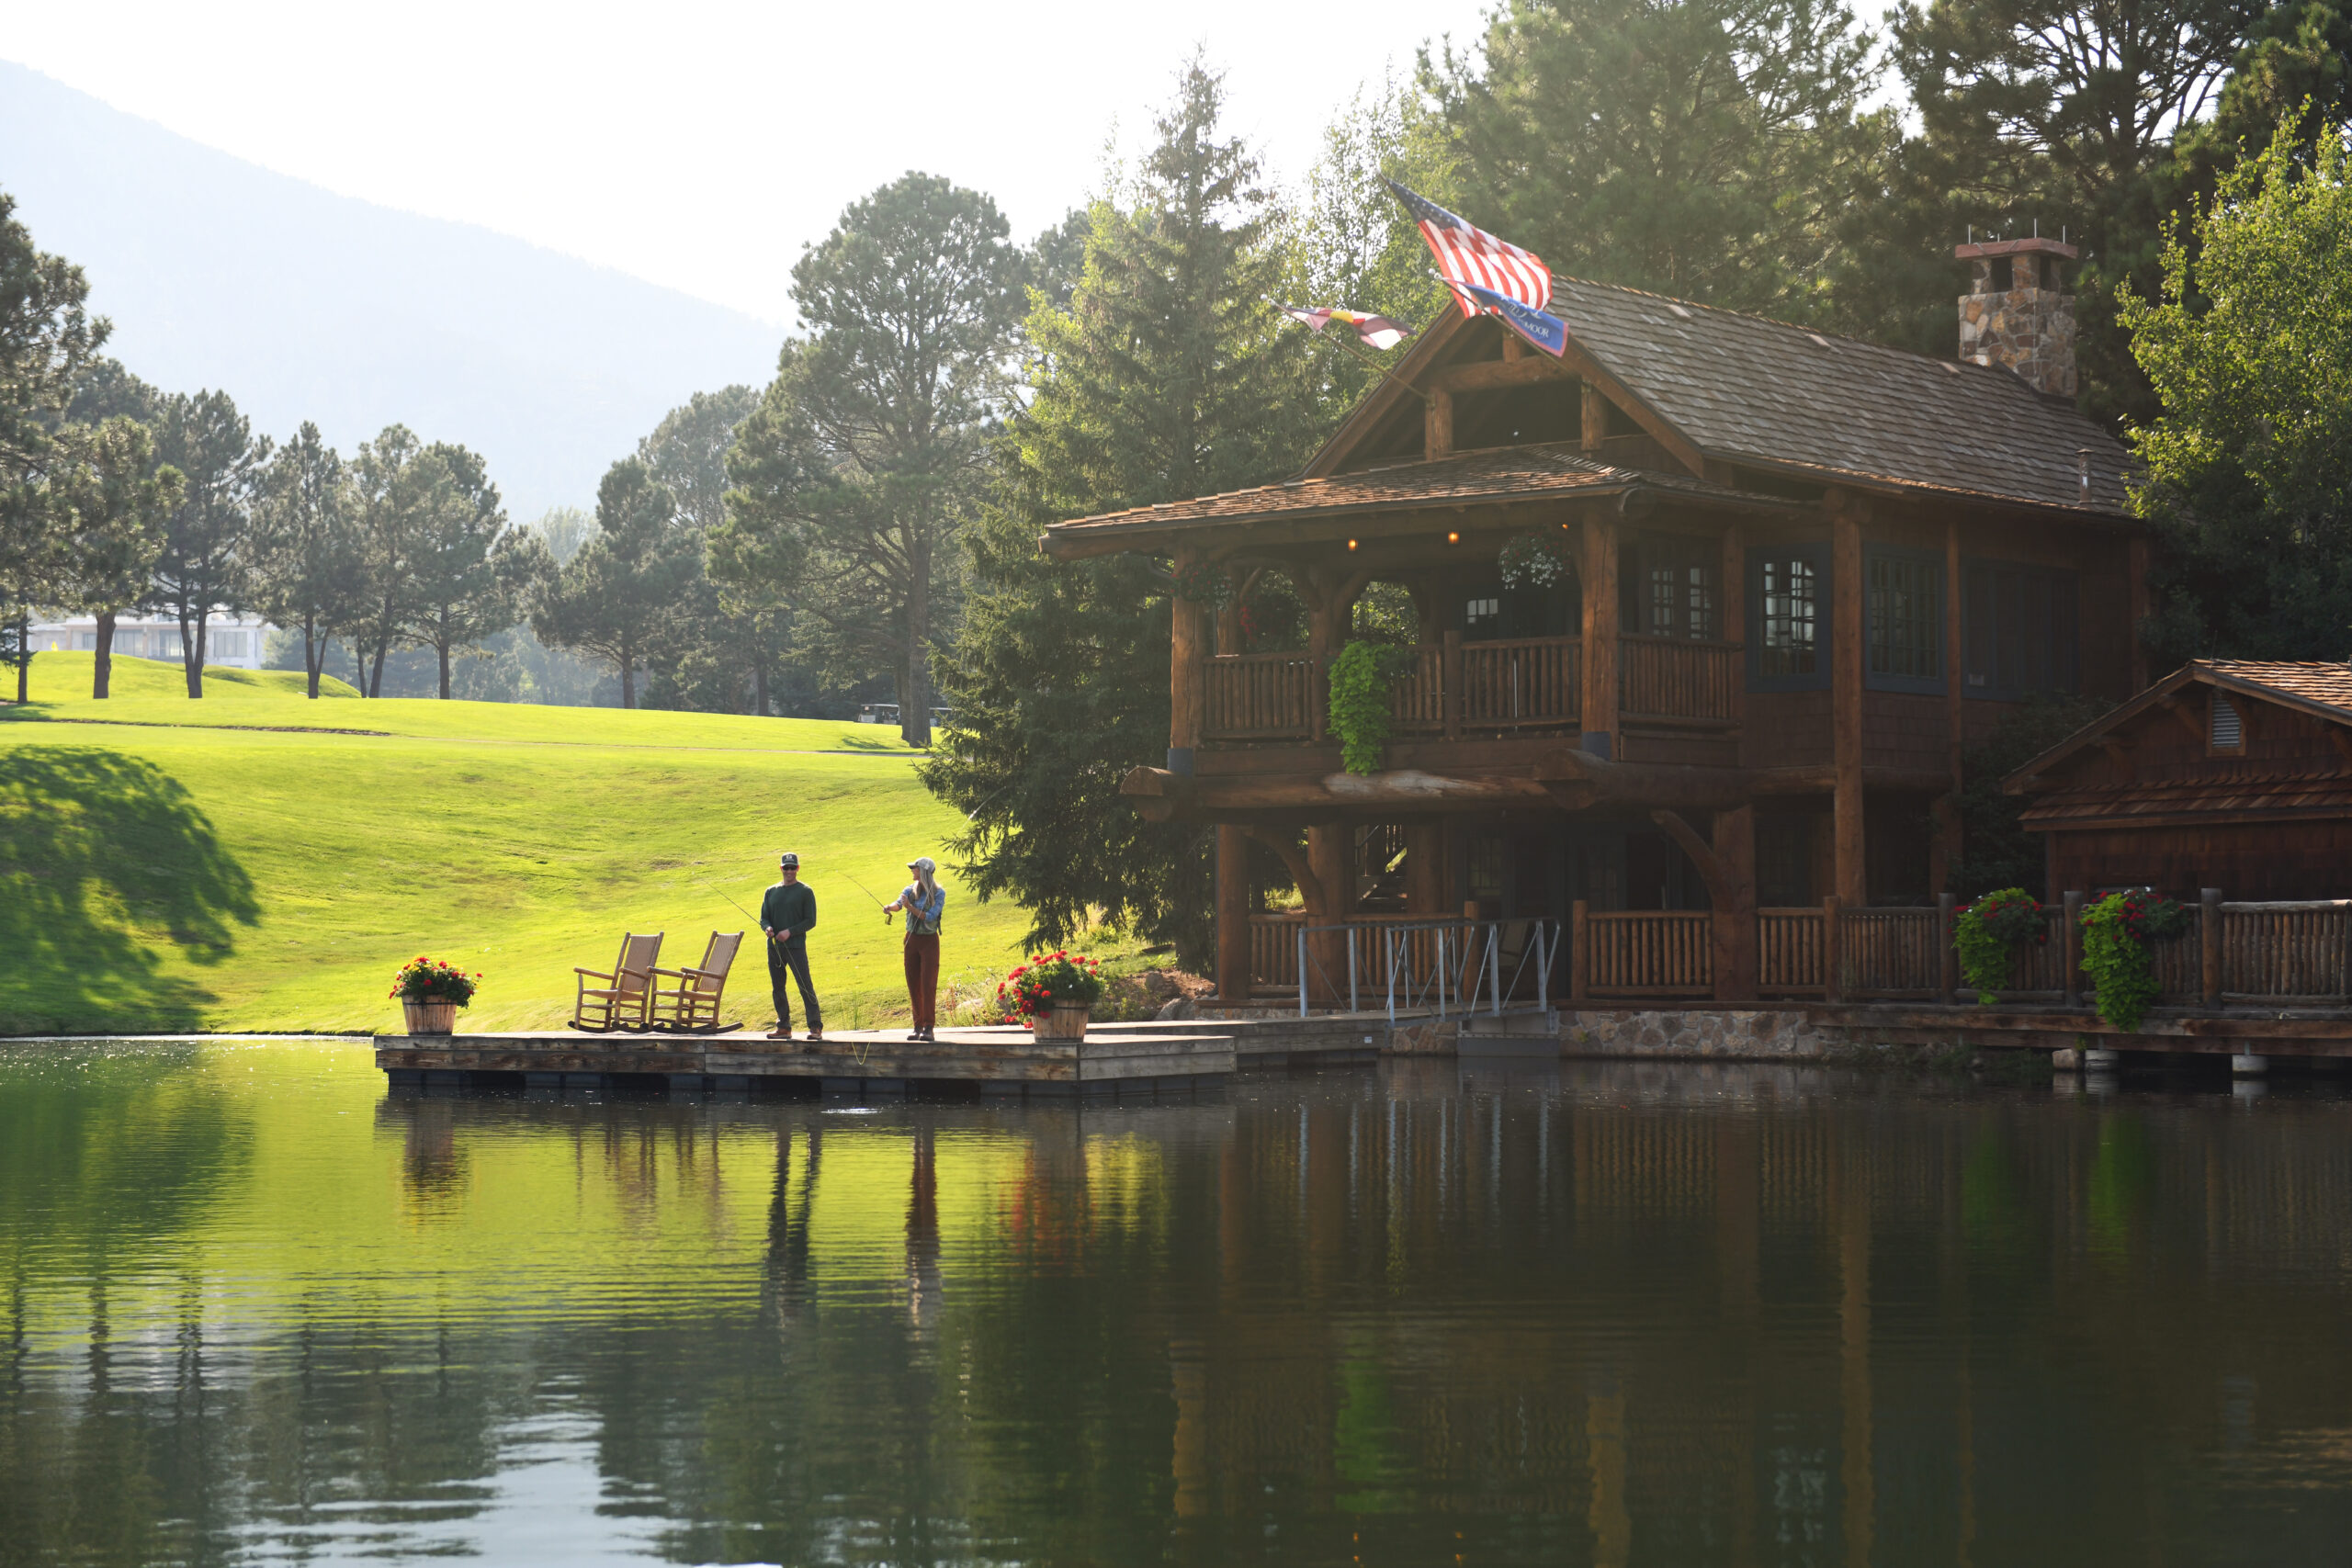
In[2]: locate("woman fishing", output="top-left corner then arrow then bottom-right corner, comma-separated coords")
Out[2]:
883,857 -> 946,1042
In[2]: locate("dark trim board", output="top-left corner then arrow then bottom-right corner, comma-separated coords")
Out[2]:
374,1023 -> 1240,1091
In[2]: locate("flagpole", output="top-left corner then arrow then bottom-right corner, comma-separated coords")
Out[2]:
1274,301 -> 1429,403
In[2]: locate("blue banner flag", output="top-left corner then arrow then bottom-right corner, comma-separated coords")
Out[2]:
1458,281 -> 1568,357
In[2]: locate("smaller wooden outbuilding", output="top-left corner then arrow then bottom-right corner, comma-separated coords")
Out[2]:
2005,661 -> 2352,897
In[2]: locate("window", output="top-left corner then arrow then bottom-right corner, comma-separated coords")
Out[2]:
2211,693 -> 2243,751
1866,547 -> 1942,693
1464,595 -> 1502,637
1633,535 -> 1717,640
1962,560 -> 2077,698
1747,544 -> 1828,690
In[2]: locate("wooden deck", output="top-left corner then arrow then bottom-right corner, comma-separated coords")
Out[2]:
375,1022 -> 1238,1097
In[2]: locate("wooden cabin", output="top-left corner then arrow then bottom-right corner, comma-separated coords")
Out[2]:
2006,661 -> 2352,899
1039,238 -> 2146,1003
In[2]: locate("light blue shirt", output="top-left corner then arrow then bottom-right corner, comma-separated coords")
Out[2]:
901,882 -> 945,935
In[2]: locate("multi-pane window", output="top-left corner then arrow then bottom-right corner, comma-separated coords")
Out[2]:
1758,556 -> 1818,677
1867,550 -> 1941,687
1464,595 -> 1503,637
1639,536 -> 1718,639
1963,561 -> 2078,697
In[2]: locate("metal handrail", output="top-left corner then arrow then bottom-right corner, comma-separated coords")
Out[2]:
1295,917 -> 1562,1022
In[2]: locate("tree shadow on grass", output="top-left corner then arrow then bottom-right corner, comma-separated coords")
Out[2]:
0,747 -> 259,1033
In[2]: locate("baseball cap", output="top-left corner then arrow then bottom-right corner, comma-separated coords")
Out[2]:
779,852 -> 799,868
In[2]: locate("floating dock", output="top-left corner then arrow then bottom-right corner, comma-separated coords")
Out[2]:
375,1022 -> 1238,1097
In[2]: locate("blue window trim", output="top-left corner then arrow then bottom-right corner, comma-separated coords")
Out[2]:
1863,543 -> 1946,695
1745,542 -> 1830,693
1961,556 -> 2081,701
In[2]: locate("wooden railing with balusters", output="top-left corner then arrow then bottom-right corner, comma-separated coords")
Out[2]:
1205,652 -> 1315,740
1618,635 -> 1740,725
1388,642 -> 1448,734
1758,908 -> 1826,996
2218,900 -> 2351,1002
1460,636 -> 1580,728
1578,908 -> 1713,998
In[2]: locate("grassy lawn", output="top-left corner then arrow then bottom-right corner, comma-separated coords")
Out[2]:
1,653 -> 1108,1036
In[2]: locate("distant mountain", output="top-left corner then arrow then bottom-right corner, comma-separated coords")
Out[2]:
0,62 -> 779,520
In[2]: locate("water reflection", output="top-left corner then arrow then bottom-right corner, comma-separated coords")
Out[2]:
3,1043 -> 2352,1565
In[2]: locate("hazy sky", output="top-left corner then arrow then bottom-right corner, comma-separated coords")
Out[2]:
1,0 -> 1503,326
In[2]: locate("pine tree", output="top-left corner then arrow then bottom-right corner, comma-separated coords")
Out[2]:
249,423 -> 366,699
531,457 -> 694,708
924,58 -> 1323,962
51,417 -> 181,698
149,389 -> 266,698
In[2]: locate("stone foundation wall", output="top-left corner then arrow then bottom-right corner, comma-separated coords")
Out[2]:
1558,1009 -> 1834,1059
1385,1018 -> 1461,1055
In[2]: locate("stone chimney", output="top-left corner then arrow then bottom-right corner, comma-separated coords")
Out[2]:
1954,235 -> 2078,397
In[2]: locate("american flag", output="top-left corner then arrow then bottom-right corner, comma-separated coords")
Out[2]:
1385,181 -> 1553,317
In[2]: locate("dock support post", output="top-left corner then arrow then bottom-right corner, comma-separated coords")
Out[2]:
1570,900 -> 1590,1004
1386,929 -> 1398,1025
1535,920 -> 1551,1016
2063,891 -> 2085,1007
2232,1053 -> 2267,1077
1822,896 -> 1844,1005
1296,927 -> 1308,1019
2200,887 -> 2224,1007
1347,927 -> 1359,1014
1487,925 -> 1502,1016
1936,891 -> 1957,1004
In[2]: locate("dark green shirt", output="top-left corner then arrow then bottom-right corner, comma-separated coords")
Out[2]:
760,881 -> 817,950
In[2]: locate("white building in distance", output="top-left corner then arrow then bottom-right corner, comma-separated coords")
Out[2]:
25,613 -> 276,670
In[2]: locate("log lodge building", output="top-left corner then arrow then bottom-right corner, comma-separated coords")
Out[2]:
1044,238 -> 2162,1007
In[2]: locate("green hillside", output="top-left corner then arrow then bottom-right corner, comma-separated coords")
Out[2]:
1,654 -> 1101,1036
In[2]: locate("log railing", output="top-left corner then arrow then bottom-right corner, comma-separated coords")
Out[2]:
1577,908 -> 1713,998
1205,652 -> 1315,740
1252,895 -> 2351,1011
1618,635 -> 1740,725
1388,642 -> 1448,734
1460,636 -> 1581,728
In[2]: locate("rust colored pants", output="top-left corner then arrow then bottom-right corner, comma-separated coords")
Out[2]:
903,934 -> 940,1032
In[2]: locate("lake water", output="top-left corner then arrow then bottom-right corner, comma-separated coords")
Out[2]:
5,1043 -> 2352,1566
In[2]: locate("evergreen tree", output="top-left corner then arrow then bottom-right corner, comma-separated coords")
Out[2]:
634,386 -> 783,714
713,173 -> 1023,745
1426,0 -> 1894,316
0,189 -> 106,691
51,417 -> 180,697
924,59 -> 1323,962
399,441 -> 526,700
249,423 -> 367,698
149,389 -> 266,698
347,424 -> 426,698
532,457 -> 694,708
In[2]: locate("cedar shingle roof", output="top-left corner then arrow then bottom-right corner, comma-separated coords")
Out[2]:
2018,771 -> 2352,828
2204,660 -> 2352,714
1038,442 -> 1785,552
1546,276 -> 2132,512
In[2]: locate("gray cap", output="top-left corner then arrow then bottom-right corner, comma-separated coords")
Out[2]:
778,852 -> 799,868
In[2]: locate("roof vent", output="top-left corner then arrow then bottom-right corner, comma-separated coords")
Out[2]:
1805,333 -> 1832,349
2211,693 -> 2243,750
1667,303 -> 1692,320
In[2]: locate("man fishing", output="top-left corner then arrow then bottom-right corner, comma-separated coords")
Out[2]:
760,852 -> 821,1042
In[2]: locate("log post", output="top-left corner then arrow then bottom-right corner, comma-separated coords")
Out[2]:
1936,891 -> 1957,1004
1581,382 -> 1609,452
1169,551 -> 1205,774
1442,628 -> 1464,740
1830,499 -> 1867,906
1581,515 -> 1619,758
2062,890 -> 2084,1007
1822,894 -> 1844,1004
1570,899 -> 1591,1003
1404,823 -> 1446,914
1720,521 -> 1746,735
1713,804 -> 1758,1001
2200,886 -> 2223,1007
1216,826 -> 1251,1005
1939,516 -> 1964,890
1307,824 -> 1352,1006
1425,389 -> 1454,459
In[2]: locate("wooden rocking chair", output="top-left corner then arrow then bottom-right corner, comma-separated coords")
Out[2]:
572,931 -> 663,1032
648,931 -> 745,1034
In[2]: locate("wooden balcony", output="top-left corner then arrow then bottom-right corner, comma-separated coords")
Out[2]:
1203,635 -> 1737,746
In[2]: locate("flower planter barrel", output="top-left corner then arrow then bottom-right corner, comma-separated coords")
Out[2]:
402,1000 -> 458,1035
1034,1003 -> 1090,1041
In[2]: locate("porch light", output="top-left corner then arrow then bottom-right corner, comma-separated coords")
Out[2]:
1446,531 -> 1461,545
1347,538 -> 1358,550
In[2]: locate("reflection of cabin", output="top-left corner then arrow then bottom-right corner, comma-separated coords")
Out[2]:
2006,661 -> 2352,898
1040,237 -> 2143,1004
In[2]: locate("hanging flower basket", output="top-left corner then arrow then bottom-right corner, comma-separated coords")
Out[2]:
1952,889 -> 2046,1004
2079,891 -> 2192,1032
1498,530 -> 1573,591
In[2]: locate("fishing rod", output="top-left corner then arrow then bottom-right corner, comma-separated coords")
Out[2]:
841,870 -> 896,924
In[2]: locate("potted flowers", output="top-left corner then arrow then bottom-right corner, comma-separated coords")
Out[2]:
390,956 -> 480,1035
995,951 -> 1105,1040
